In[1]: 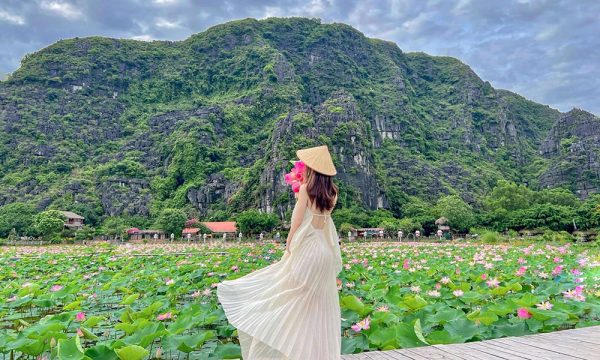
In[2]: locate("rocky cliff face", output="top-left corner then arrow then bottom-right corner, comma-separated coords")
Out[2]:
539,109 -> 600,198
0,17 -> 587,225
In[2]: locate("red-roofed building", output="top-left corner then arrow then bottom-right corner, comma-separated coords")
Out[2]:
201,221 -> 237,234
182,228 -> 200,235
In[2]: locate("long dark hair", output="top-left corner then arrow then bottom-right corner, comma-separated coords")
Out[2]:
304,166 -> 338,212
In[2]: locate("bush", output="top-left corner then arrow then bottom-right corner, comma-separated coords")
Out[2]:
480,231 -> 500,244
540,230 -> 573,243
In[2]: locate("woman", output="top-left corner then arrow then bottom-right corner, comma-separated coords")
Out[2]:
217,145 -> 343,360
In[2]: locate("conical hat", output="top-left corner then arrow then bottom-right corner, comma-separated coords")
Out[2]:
293,145 -> 337,176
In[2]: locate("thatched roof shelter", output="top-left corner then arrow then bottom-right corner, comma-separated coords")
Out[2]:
435,217 -> 449,225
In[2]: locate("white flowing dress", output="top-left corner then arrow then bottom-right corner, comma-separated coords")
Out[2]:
217,204 -> 343,360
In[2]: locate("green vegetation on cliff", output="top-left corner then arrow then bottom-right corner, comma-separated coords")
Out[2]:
0,17 -> 598,237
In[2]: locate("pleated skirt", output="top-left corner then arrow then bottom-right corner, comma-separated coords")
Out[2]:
217,228 -> 341,360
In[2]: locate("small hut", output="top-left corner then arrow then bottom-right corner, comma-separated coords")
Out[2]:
435,217 -> 450,232
60,211 -> 84,230
127,228 -> 166,241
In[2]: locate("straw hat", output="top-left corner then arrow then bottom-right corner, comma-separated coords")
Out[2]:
290,145 -> 337,176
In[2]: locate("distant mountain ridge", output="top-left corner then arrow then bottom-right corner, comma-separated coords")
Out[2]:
0,17 -> 597,225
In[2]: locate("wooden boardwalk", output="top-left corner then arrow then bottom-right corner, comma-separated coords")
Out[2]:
341,326 -> 600,359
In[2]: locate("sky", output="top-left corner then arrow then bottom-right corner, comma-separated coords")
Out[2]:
0,0 -> 598,115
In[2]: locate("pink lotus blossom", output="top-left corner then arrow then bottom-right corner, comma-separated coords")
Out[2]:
486,278 -> 500,288
410,286 -> 421,293
440,276 -> 451,284
351,316 -> 371,332
517,308 -> 532,319
345,282 -> 355,288
202,288 -> 212,296
50,285 -> 63,292
291,182 -> 301,193
481,274 -> 487,280
76,328 -> 84,337
536,301 -> 553,310
157,312 -> 173,321
572,268 -> 582,276
76,312 -> 86,322
435,283 -> 441,290
552,266 -> 563,276
427,290 -> 441,297
518,258 -> 527,264
376,305 -> 389,312
165,278 -> 175,285
231,265 -> 239,271
452,290 -> 464,297
516,266 -> 527,277
191,290 -> 201,298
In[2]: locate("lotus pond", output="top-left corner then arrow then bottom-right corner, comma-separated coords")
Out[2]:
1,241 -> 599,359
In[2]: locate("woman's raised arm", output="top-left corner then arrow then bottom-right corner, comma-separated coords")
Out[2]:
285,184 -> 309,253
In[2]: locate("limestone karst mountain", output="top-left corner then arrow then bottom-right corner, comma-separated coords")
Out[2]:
0,17 -> 596,225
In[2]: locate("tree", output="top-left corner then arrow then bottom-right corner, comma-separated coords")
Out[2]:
484,180 -> 533,211
154,208 -> 187,237
338,222 -> 354,236
434,195 -> 475,233
235,209 -> 279,235
0,203 -> 36,237
75,225 -> 96,241
99,217 -> 129,238
398,218 -> 422,233
33,210 -> 66,240
378,218 -> 402,235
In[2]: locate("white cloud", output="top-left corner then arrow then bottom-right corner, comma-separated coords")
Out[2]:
155,17 -> 181,28
132,34 -> 155,41
153,0 -> 179,5
40,1 -> 83,19
0,10 -> 25,25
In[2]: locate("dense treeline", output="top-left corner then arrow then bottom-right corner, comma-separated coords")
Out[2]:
1,180 -> 598,242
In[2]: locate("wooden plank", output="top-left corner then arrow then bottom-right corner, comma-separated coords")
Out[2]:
541,328 -> 600,345
507,336 -> 598,359
343,327 -> 600,360
431,344 -> 511,359
401,346 -> 467,359
457,341 -> 528,359
481,339 -> 582,360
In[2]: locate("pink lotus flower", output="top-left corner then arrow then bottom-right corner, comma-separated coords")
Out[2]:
486,278 -> 500,288
440,276 -> 451,284
202,288 -> 212,296
351,316 -> 371,332
481,274 -> 487,280
435,283 -> 441,290
376,305 -> 389,312
50,285 -> 63,292
552,265 -> 563,276
165,278 -> 175,285
516,266 -> 527,277
572,268 -> 582,276
517,308 -> 532,319
191,290 -> 201,298
427,290 -> 441,297
291,182 -> 301,193
76,312 -> 86,322
157,312 -> 173,321
76,328 -> 84,337
452,290 -> 464,297
536,301 -> 553,310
